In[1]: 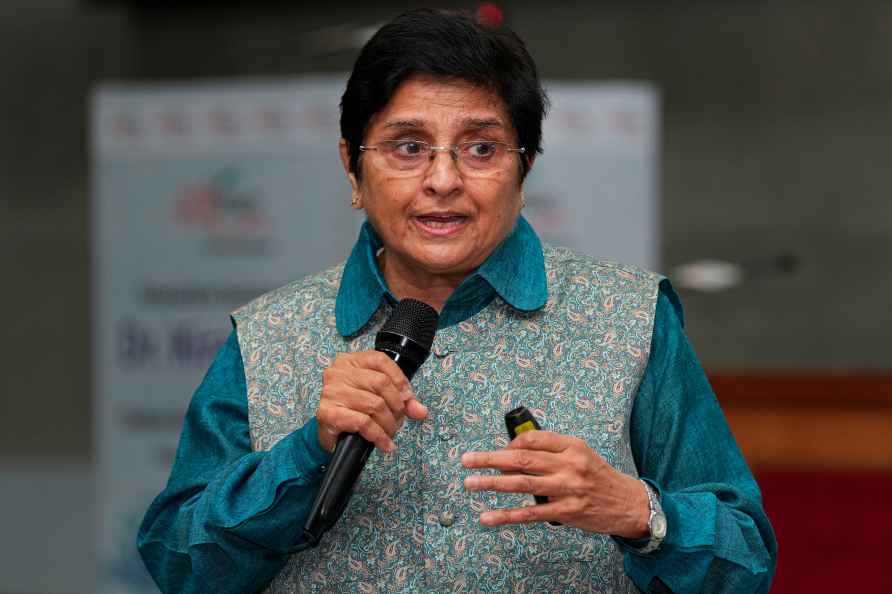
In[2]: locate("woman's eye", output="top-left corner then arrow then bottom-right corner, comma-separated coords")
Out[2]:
395,141 -> 425,156
468,142 -> 496,157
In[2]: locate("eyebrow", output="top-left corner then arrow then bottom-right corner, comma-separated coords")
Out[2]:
383,119 -> 425,130
463,117 -> 505,130
381,117 -> 506,131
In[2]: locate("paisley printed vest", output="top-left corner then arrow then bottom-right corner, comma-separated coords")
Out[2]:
233,246 -> 662,594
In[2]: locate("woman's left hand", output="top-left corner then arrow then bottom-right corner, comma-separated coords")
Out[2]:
461,430 -> 650,539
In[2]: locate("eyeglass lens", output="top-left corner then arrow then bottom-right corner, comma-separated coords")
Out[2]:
374,141 -> 519,173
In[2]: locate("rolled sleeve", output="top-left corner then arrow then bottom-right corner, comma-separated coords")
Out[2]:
621,281 -> 777,593
137,329 -> 332,594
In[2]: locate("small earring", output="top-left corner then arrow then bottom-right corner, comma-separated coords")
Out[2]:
520,194 -> 527,208
351,195 -> 361,209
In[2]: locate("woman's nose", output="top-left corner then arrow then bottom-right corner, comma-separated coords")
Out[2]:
422,148 -> 463,197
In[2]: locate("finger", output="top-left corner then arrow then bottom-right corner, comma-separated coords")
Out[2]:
479,502 -> 567,527
336,385 -> 400,437
404,397 -> 429,421
340,407 -> 397,453
460,449 -> 562,474
478,501 -> 568,527
464,473 -> 563,496
318,403 -> 395,453
349,351 -> 414,400
507,430 -> 573,453
347,368 -> 407,420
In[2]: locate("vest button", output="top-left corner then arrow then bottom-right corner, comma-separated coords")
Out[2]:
438,427 -> 452,441
438,510 -> 455,527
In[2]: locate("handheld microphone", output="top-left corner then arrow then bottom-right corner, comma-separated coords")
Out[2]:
303,298 -> 438,545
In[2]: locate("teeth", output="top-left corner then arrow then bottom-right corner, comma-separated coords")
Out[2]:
419,216 -> 465,229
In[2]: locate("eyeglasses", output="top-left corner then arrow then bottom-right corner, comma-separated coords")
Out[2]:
359,140 -> 526,175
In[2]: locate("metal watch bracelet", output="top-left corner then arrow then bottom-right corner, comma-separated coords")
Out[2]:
638,479 -> 667,554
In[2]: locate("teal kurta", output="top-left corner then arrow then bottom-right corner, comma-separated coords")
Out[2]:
138,217 -> 777,593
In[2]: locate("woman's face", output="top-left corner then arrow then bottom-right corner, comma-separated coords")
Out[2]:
341,74 -> 526,284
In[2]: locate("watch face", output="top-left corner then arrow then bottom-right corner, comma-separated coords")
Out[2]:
651,513 -> 668,539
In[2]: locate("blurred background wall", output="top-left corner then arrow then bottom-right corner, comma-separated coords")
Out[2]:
2,1 -> 891,593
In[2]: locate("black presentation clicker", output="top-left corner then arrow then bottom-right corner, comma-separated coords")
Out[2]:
504,406 -> 561,526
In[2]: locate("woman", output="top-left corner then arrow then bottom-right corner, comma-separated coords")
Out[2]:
138,9 -> 776,593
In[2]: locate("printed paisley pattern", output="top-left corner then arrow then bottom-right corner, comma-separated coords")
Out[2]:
233,246 -> 662,594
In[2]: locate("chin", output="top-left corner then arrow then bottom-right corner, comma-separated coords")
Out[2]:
419,258 -> 466,274
416,251 -> 476,275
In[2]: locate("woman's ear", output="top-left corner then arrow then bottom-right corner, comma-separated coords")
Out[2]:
520,154 -> 536,187
524,154 -> 536,177
339,139 -> 362,209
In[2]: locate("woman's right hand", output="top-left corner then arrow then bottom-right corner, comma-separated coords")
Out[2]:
315,351 -> 429,453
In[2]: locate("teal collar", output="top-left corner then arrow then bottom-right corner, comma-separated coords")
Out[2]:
335,215 -> 547,337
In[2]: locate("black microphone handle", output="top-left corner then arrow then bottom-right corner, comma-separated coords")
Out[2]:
302,433 -> 373,544
302,349 -> 421,545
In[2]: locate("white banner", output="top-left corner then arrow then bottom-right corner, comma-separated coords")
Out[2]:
529,82 -> 659,269
90,77 -> 658,593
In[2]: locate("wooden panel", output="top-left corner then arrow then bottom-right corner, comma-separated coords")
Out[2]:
708,373 -> 892,471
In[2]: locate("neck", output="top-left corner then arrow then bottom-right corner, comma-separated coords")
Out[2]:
378,250 -> 468,313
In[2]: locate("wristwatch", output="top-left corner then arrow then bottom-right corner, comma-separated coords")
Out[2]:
638,479 -> 667,554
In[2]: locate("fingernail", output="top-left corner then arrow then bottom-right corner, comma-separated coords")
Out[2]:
464,476 -> 479,490
460,453 -> 472,466
480,512 -> 494,525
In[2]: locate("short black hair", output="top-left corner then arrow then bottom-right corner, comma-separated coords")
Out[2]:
340,8 -> 548,180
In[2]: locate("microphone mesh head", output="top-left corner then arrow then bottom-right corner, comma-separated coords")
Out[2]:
380,298 -> 439,351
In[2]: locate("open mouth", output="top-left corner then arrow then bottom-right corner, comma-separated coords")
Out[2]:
414,214 -> 469,235
416,214 -> 466,227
